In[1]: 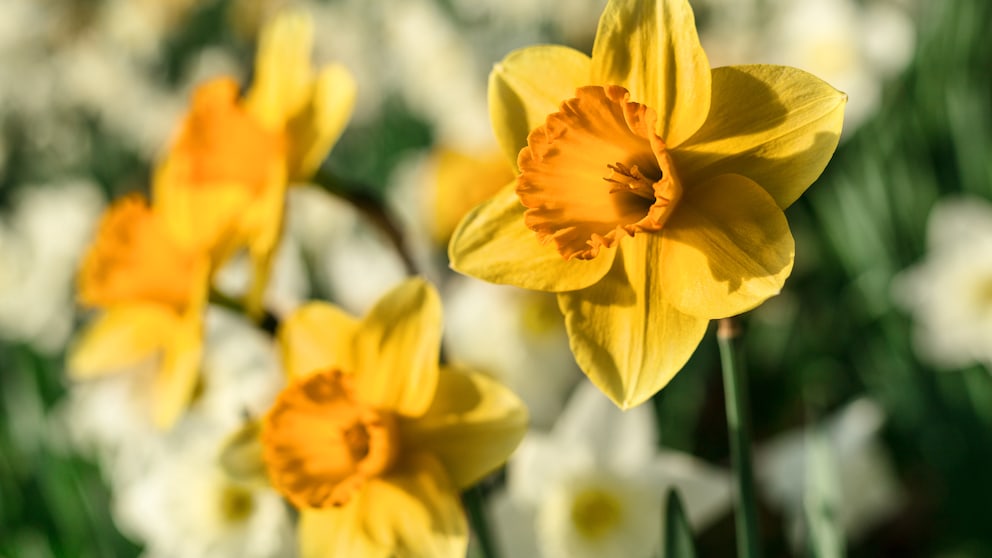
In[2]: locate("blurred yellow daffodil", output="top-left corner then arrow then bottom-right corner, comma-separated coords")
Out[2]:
429,147 -> 515,246
70,194 -> 210,429
449,0 -> 846,409
261,278 -> 528,557
155,9 -> 356,316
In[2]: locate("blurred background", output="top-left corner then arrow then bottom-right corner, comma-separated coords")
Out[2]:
2,0 -> 991,556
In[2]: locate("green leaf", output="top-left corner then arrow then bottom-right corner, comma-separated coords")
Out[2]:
664,488 -> 698,558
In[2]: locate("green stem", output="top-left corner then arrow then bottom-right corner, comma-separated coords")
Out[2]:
717,317 -> 762,558
462,484 -> 499,558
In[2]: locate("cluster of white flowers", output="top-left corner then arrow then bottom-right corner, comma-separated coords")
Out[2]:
894,197 -> 992,370
60,308 -> 295,558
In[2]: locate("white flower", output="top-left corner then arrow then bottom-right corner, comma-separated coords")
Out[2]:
382,0 -> 492,148
892,196 -> 992,370
491,382 -> 731,558
0,181 -> 104,352
60,307 -> 285,483
283,186 -> 408,316
112,434 -> 295,558
756,398 -> 904,547
699,0 -> 917,135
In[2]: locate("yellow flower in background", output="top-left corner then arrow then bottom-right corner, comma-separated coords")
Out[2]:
155,9 -> 356,317
70,194 -> 210,429
261,278 -> 527,557
429,147 -> 515,246
449,0 -> 846,409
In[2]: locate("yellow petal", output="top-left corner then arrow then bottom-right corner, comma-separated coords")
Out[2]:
152,168 -> 252,258
239,167 -> 290,319
398,365 -> 528,489
278,302 -> 359,379
675,64 -> 847,209
590,0 -> 711,147
489,45 -> 590,170
68,304 -> 179,378
245,9 -> 314,130
353,278 -> 441,417
449,182 -> 616,292
286,63 -> 357,180
661,174 -> 794,319
361,454 -> 468,558
151,306 -> 204,429
557,234 -> 709,409
300,504 -> 390,558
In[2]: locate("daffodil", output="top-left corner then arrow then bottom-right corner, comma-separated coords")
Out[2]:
69,194 -> 210,429
490,382 -> 731,558
260,278 -> 528,557
449,0 -> 846,409
154,9 -> 356,316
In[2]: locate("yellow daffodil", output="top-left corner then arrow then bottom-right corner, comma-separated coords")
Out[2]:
449,0 -> 846,409
154,9 -> 356,316
69,194 -> 210,429
260,278 -> 528,557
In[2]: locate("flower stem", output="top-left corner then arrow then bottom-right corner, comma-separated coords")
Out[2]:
462,484 -> 499,558
312,168 -> 419,277
717,317 -> 762,558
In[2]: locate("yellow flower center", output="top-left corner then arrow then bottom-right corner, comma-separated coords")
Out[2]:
517,85 -> 682,260
174,78 -> 285,195
570,487 -> 624,540
78,194 -> 198,310
262,369 -> 399,509
219,484 -> 256,523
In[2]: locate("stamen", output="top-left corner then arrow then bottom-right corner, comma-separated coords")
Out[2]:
604,163 -> 658,200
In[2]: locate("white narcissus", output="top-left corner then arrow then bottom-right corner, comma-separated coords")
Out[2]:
893,197 -> 992,370
756,398 -> 904,547
490,382 -> 732,558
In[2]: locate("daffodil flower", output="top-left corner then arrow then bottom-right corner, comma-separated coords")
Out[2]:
69,194 -> 210,429
490,382 -> 731,558
155,10 -> 356,316
260,278 -> 528,557
449,0 -> 846,409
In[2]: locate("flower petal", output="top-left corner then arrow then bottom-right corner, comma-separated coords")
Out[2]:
239,167 -> 290,318
489,45 -> 591,169
68,304 -> 179,378
299,505 -> 390,558
152,307 -> 204,429
353,278 -> 441,417
152,170 -> 251,258
398,365 -> 528,489
557,234 -> 709,409
245,9 -> 315,130
590,0 -> 711,147
675,64 -> 847,209
552,381 -> 658,472
449,182 -> 616,292
644,450 -> 732,529
661,174 -> 794,319
277,301 -> 359,379
286,63 -> 357,180
361,454 -> 468,558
